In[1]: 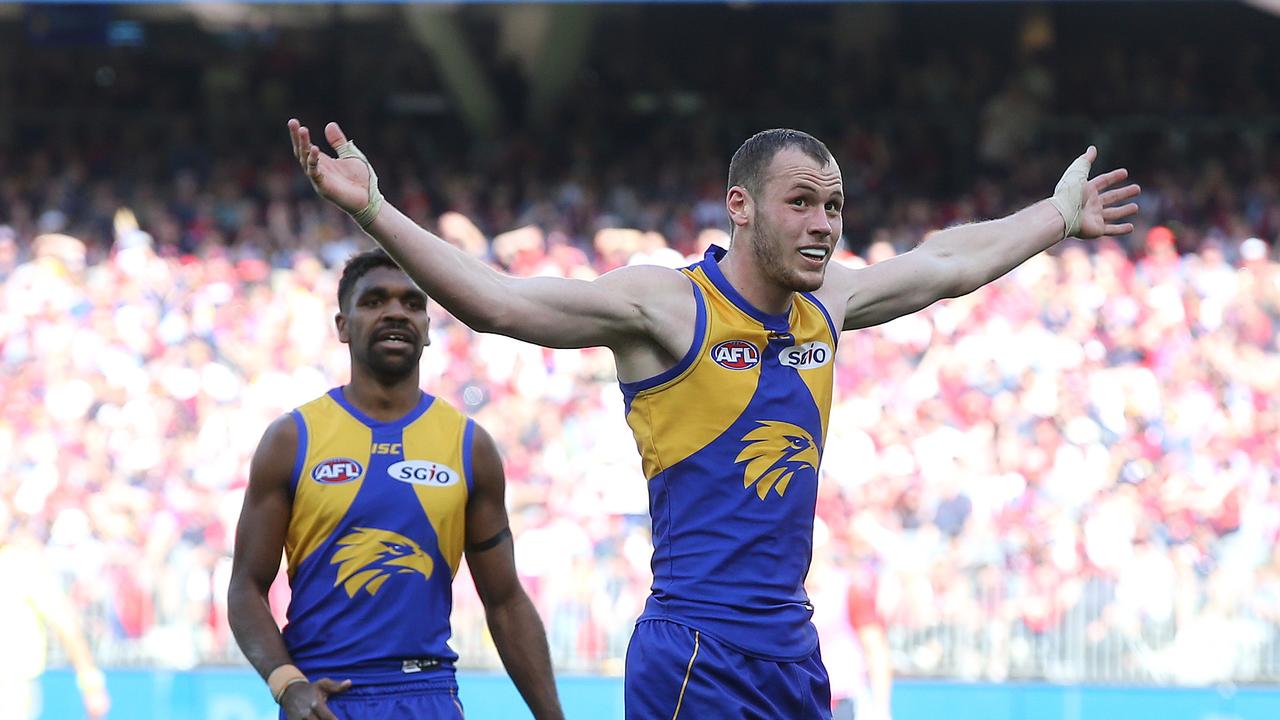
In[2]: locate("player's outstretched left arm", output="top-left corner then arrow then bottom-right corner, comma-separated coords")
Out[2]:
464,424 -> 565,720
823,146 -> 1140,331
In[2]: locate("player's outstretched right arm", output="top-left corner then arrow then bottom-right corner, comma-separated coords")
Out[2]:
289,119 -> 688,353
228,415 -> 351,720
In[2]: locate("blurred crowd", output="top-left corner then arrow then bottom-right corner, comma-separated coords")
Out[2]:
2,1 -> 1280,684
4,196 -> 1278,683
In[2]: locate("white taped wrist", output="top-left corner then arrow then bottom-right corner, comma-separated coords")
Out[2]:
1050,153 -> 1091,239
335,140 -> 384,229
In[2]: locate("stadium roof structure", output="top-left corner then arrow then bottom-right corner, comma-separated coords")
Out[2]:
3,0 -> 1276,141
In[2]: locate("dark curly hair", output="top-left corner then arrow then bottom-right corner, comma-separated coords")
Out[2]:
337,248 -> 404,311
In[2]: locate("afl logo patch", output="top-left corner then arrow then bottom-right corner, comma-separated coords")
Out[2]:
389,460 -> 461,487
711,340 -> 760,370
312,457 -> 363,484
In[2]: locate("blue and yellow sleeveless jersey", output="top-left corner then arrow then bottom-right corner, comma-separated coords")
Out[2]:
622,244 -> 838,660
281,387 -> 474,684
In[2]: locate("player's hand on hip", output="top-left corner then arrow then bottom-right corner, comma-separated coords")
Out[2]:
280,677 -> 352,720
287,118 -> 376,217
1050,145 -> 1141,240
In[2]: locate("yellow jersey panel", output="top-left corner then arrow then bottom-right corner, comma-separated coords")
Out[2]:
287,393 -> 371,572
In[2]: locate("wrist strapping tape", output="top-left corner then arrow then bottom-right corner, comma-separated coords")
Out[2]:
1050,153 -> 1091,240
335,140 -> 384,229
267,663 -> 308,703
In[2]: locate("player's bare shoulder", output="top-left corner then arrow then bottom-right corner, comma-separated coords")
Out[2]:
813,256 -> 860,328
596,263 -> 695,333
596,262 -> 698,380
249,412 -> 301,490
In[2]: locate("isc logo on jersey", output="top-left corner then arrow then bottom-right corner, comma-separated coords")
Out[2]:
312,458 -> 364,484
389,460 -> 461,487
711,340 -> 760,370
779,341 -> 833,370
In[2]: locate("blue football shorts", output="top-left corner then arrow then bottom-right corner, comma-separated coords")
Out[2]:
278,676 -> 465,720
625,618 -> 832,720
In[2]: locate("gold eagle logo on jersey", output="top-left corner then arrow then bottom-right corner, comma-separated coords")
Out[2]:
735,421 -> 820,499
330,527 -> 434,598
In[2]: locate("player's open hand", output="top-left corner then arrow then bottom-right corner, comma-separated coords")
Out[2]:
1052,146 -> 1141,240
280,677 -> 352,720
288,119 -> 374,217
1076,147 -> 1141,240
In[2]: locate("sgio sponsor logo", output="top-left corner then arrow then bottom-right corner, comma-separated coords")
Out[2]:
711,340 -> 760,370
779,341 -> 832,370
312,458 -> 364,484
389,460 -> 461,487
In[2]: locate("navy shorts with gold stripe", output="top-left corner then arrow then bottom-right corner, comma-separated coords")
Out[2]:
624,619 -> 832,720
277,676 -> 465,720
